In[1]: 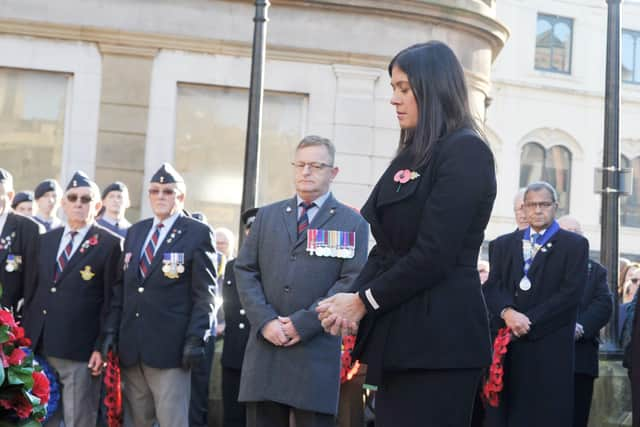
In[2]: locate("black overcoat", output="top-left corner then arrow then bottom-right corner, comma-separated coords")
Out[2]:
352,129 -> 496,384
221,258 -> 250,370
483,227 -> 589,427
24,224 -> 122,361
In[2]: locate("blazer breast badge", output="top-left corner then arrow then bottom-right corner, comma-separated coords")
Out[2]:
80,265 -> 95,281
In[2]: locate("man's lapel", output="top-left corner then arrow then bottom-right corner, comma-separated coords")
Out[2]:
293,194 -> 339,249
528,231 -> 559,277
281,197 -> 298,246
144,215 -> 188,281
0,214 -> 17,263
58,225 -> 100,283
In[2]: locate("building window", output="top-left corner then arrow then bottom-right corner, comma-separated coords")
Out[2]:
621,155 -> 640,227
0,68 -> 69,190
535,14 -> 573,74
623,30 -> 640,84
175,83 -> 306,233
519,142 -> 572,215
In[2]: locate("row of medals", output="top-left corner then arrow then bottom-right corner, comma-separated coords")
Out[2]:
162,254 -> 185,279
308,246 -> 355,258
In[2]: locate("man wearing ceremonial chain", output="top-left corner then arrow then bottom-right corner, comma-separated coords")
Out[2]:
483,181 -> 589,426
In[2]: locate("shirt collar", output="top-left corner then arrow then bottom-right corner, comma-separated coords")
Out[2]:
296,192 -> 331,209
63,222 -> 92,237
100,214 -> 118,226
153,210 -> 181,229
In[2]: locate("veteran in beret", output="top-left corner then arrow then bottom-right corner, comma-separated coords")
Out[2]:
23,171 -> 123,427
97,181 -> 132,238
11,191 -> 35,217
105,163 -> 217,427
33,178 -> 63,231
0,169 -> 43,313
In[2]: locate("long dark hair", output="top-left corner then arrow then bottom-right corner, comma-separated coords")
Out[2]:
389,41 -> 484,168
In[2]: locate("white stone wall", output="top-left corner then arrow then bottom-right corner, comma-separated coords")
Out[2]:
488,0 -> 640,255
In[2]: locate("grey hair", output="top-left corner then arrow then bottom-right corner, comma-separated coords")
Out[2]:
524,181 -> 558,203
513,188 -> 526,206
296,135 -> 335,166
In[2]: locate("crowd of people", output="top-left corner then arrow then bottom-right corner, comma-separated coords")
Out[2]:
0,40 -> 634,427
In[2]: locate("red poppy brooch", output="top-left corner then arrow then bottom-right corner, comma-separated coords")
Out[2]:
393,169 -> 420,192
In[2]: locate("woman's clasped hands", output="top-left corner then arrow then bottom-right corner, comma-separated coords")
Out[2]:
316,292 -> 367,336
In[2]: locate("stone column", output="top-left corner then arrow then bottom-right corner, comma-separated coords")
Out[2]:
94,44 -> 158,221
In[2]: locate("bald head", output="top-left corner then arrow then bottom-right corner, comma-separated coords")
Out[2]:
558,215 -> 582,235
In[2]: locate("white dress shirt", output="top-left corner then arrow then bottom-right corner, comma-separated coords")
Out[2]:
56,223 -> 92,259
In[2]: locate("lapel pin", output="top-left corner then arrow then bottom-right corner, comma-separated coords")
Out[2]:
286,206 -> 292,213
541,248 -> 547,253
330,208 -> 335,215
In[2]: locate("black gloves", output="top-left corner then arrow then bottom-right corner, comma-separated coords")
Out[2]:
101,332 -> 118,359
182,336 -> 205,369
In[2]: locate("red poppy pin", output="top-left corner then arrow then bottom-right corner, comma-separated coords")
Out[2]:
79,234 -> 99,253
393,169 -> 420,192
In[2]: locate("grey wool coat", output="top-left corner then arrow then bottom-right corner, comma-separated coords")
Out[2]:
235,193 -> 369,415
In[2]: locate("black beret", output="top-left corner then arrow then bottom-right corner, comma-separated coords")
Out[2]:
151,163 -> 184,184
101,181 -> 128,200
11,191 -> 34,209
34,179 -> 61,199
241,207 -> 259,228
66,171 -> 95,191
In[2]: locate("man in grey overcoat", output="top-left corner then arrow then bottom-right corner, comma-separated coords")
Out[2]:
235,135 -> 369,427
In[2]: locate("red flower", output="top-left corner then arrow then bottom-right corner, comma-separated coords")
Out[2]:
7,348 -> 26,366
12,326 -> 31,347
0,393 -> 33,419
32,371 -> 50,405
393,169 -> 412,184
482,327 -> 512,407
88,235 -> 99,246
0,310 -> 17,328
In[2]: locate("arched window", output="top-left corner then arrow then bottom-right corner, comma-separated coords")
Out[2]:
621,155 -> 640,227
535,14 -> 573,74
519,142 -> 572,216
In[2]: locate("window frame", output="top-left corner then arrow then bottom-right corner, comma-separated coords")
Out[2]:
623,29 -> 640,85
535,13 -> 574,75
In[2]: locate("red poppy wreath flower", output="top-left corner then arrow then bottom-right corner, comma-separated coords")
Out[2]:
7,347 -> 26,366
0,309 -> 17,329
0,393 -> 33,419
32,371 -> 50,405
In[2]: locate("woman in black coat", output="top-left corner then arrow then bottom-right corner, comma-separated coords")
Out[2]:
317,41 -> 496,426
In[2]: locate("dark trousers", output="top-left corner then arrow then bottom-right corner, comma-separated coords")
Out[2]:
573,373 -> 595,427
376,368 -> 483,427
190,337 -> 216,427
222,367 -> 246,427
246,401 -> 334,427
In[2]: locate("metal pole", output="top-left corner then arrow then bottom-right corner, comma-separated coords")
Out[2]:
600,0 -> 622,356
239,0 -> 270,243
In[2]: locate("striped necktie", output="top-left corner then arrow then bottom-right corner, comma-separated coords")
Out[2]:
297,202 -> 315,236
54,231 -> 78,282
139,223 -> 164,279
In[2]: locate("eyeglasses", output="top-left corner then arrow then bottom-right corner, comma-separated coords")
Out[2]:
66,194 -> 93,204
524,201 -> 555,209
291,162 -> 333,171
148,188 -> 178,196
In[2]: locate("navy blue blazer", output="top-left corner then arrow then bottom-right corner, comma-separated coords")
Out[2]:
24,224 -> 122,361
0,212 -> 43,311
108,213 -> 217,369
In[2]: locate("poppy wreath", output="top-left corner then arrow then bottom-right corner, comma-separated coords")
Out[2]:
0,300 -> 51,426
103,351 -> 122,427
32,356 -> 59,423
340,335 -> 360,384
482,326 -> 512,408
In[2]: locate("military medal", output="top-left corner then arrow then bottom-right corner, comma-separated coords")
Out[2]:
176,253 -> 185,274
519,276 -> 532,291
5,254 -> 17,272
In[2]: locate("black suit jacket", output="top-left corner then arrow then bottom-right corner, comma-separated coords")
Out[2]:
0,212 -> 43,311
352,128 -> 496,384
24,224 -> 122,361
575,260 -> 612,377
220,259 -> 250,370
483,227 -> 589,426
108,213 -> 217,369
